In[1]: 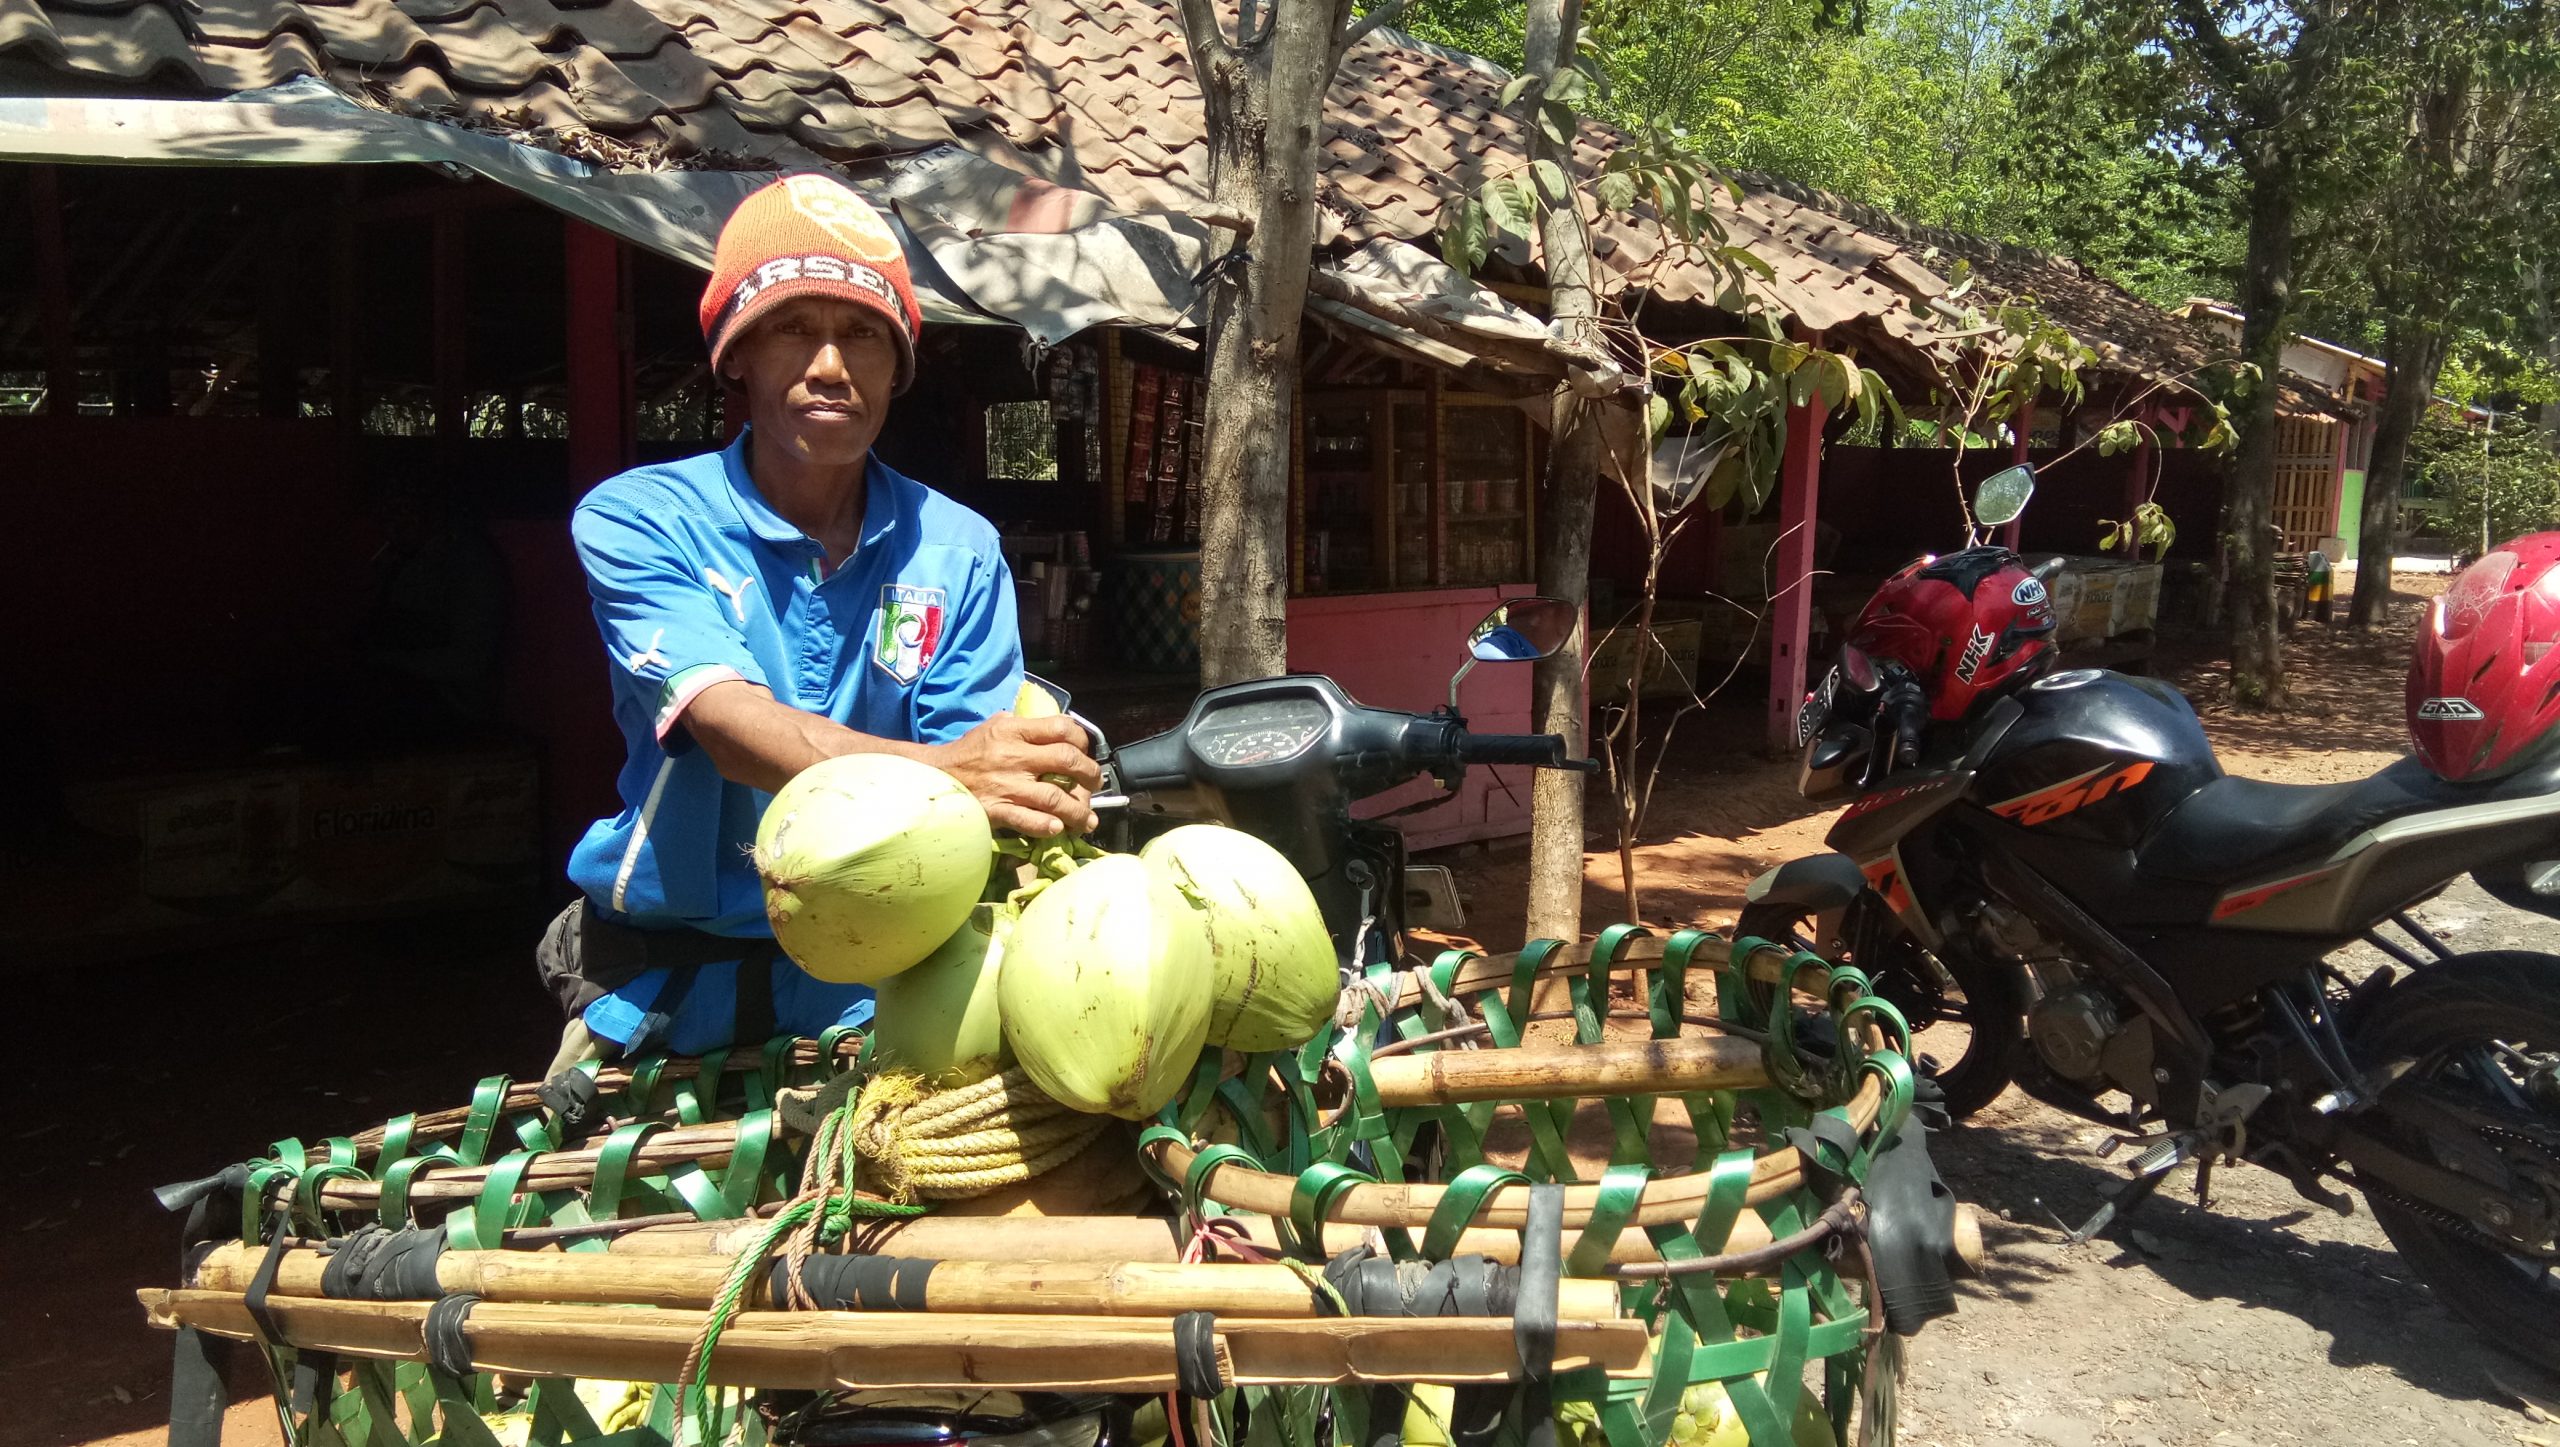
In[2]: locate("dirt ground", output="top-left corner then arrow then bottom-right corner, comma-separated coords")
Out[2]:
18,573 -> 2560,1447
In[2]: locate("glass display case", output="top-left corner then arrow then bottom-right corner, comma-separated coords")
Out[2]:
1297,389 -> 1534,595
1441,397 -> 1530,587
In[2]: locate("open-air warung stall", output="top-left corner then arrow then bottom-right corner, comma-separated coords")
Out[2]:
0,0 -> 2017,928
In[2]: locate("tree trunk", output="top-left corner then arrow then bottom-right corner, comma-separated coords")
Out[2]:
2225,163 -> 2296,708
2537,259 -> 2560,452
2349,320 -> 2447,628
1187,1 -> 1346,688
1521,0 -> 1599,945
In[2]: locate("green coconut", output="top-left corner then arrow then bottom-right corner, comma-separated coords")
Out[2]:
999,854 -> 1213,1119
869,904 -> 1012,1076
1140,824 -> 1339,1053
754,753 -> 992,985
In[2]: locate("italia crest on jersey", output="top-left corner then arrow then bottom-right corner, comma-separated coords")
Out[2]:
874,584 -> 946,684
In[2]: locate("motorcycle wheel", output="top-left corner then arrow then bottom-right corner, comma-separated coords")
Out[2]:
2355,951 -> 2560,1372
1735,892 -> 2021,1120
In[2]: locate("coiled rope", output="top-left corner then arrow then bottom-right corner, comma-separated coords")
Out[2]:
851,1066 -> 1109,1203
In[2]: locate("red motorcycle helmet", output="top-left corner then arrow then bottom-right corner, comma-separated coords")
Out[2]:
1849,546 -> 2059,721
2407,532 -> 2560,782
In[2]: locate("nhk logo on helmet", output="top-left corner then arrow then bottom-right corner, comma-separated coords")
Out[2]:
874,584 -> 946,684
2417,697 -> 2486,721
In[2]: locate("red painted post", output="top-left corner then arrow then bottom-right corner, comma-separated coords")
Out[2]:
1767,393 -> 1829,750
565,220 -> 635,489
2001,399 -> 2032,551
433,210 -> 467,442
27,165 -> 78,417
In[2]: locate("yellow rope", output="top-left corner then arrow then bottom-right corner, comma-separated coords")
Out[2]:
852,1066 -> 1108,1201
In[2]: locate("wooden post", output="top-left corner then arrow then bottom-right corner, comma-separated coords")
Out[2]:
565,219 -> 635,489
433,211 -> 468,442
2323,408 -> 2353,548
1766,391 -> 1829,750
27,165 -> 77,417
2002,398 -> 2032,551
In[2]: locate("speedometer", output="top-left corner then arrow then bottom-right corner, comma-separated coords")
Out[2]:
1213,728 -> 1313,765
1192,694 -> 1332,768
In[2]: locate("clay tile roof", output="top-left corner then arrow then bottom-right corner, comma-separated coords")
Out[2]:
1738,172 -> 2356,415
1,0 -> 1953,341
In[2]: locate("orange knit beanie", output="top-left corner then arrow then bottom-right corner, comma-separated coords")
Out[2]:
700,173 -> 922,392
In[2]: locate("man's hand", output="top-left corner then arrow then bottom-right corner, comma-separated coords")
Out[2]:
926,714 -> 1102,838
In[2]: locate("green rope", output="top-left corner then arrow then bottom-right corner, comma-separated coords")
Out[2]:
678,1098 -> 929,1443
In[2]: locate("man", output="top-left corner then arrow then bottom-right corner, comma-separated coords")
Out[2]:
540,173 -> 1099,1070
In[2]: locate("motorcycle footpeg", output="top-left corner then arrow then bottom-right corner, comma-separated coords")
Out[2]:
2126,1131 -> 2200,1179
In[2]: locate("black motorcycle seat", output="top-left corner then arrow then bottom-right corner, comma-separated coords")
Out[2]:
2138,755 -> 2470,884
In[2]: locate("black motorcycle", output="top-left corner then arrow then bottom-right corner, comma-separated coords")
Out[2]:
1743,465 -> 2560,1367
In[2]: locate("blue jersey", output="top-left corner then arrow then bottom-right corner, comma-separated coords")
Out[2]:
564,433 -> 1021,1049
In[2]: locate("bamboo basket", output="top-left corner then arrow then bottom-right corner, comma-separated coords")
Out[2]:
145,925 -> 1949,1447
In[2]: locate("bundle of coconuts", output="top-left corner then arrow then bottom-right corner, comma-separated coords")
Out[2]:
750,686 -> 1338,1122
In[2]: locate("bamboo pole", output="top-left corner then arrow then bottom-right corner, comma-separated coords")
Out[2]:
139,1290 -> 1650,1391
306,1121 -> 768,1211
1365,1036 -> 1766,1106
598,1211 -> 1781,1267
1372,935 -> 1801,1017
188,1244 -> 1623,1321
345,1042 -> 859,1153
1144,1067 -> 1885,1230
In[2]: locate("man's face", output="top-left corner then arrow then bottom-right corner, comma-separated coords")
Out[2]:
725,296 -> 900,470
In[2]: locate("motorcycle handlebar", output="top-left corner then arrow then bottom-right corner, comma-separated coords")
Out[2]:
1455,732 -> 1586,770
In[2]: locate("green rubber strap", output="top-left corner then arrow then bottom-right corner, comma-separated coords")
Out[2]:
752,1036 -> 797,1110
455,1076 -> 511,1166
622,1057 -> 669,1119
1582,924 -> 1651,1044
1761,1259 -> 1817,1429
662,1159 -> 736,1220
1508,938 -> 1567,1038
1175,1051 -> 1227,1137
1566,1162 -> 1651,1277
1653,929 -> 1711,1039
1420,1163 -> 1528,1260
1428,948 -> 1477,1023
374,1116 -> 417,1173
1133,1123 -> 1191,1198
1180,1143 -> 1263,1223
1287,1162 -> 1376,1259
815,1026 -> 860,1077
1635,1312 -> 1698,1445
588,1121 -> 664,1222
718,1109 -> 776,1216
292,1161 -> 369,1234
375,1151 -> 456,1229
448,1150 -> 538,1251
675,1048 -> 728,1127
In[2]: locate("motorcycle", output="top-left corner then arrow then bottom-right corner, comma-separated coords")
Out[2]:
1741,462 -> 2560,1367
779,600 -> 1600,1447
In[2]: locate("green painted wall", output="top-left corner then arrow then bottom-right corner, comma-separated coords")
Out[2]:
2336,469 -> 2366,558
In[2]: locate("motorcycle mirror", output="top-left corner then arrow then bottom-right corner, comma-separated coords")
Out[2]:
1021,672 -> 1074,714
1468,597 -> 1576,663
1840,643 -> 1879,693
1973,463 -> 2037,528
1450,596 -> 1578,710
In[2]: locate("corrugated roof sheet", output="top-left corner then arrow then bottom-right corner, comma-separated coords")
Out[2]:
0,0 -> 1962,345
